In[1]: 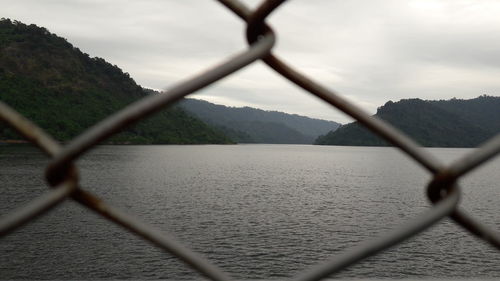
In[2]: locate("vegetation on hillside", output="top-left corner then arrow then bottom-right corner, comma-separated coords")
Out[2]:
181,98 -> 340,144
0,18 -> 232,144
315,96 -> 500,147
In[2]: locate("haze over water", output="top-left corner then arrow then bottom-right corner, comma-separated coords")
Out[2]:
1,144 -> 499,279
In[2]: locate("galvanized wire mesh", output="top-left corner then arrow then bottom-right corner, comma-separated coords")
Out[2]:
1,0 -> 500,280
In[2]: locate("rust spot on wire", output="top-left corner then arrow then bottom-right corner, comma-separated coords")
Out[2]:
2,0 -> 500,280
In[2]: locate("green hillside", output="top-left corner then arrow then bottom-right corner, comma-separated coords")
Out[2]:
0,18 -> 232,144
315,96 -> 500,148
181,98 -> 340,144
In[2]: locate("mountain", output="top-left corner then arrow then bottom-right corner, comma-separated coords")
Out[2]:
180,98 -> 340,144
315,96 -> 500,147
0,18 -> 231,144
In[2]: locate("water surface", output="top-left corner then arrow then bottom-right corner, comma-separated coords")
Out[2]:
1,144 -> 499,279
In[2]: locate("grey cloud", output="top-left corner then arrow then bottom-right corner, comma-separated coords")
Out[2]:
389,30 -> 500,69
2,0 -> 500,123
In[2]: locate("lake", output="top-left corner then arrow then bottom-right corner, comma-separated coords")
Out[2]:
1,144 -> 499,279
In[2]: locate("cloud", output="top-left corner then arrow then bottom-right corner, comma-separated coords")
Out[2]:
2,0 -> 500,123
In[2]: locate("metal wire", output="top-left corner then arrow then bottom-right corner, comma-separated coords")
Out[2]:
1,0 -> 500,280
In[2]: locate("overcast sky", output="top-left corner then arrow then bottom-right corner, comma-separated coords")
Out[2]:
2,0 -> 500,123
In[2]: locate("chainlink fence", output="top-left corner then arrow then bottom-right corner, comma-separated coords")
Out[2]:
1,0 -> 500,280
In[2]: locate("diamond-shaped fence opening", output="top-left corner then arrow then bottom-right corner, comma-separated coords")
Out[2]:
1,1 -> 500,280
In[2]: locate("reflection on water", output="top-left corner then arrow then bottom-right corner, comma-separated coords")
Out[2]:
1,144 -> 499,279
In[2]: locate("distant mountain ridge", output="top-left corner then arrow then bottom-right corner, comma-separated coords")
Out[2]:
315,96 -> 500,147
180,98 -> 340,144
0,18 -> 231,144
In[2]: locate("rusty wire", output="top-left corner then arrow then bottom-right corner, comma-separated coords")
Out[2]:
1,0 -> 500,280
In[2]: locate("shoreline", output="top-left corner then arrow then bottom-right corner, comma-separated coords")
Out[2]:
0,139 -> 29,144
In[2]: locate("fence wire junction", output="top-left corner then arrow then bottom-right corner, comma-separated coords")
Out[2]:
1,0 -> 500,280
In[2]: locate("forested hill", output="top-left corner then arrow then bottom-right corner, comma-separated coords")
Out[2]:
0,19 -> 231,144
315,96 -> 500,147
180,98 -> 341,144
